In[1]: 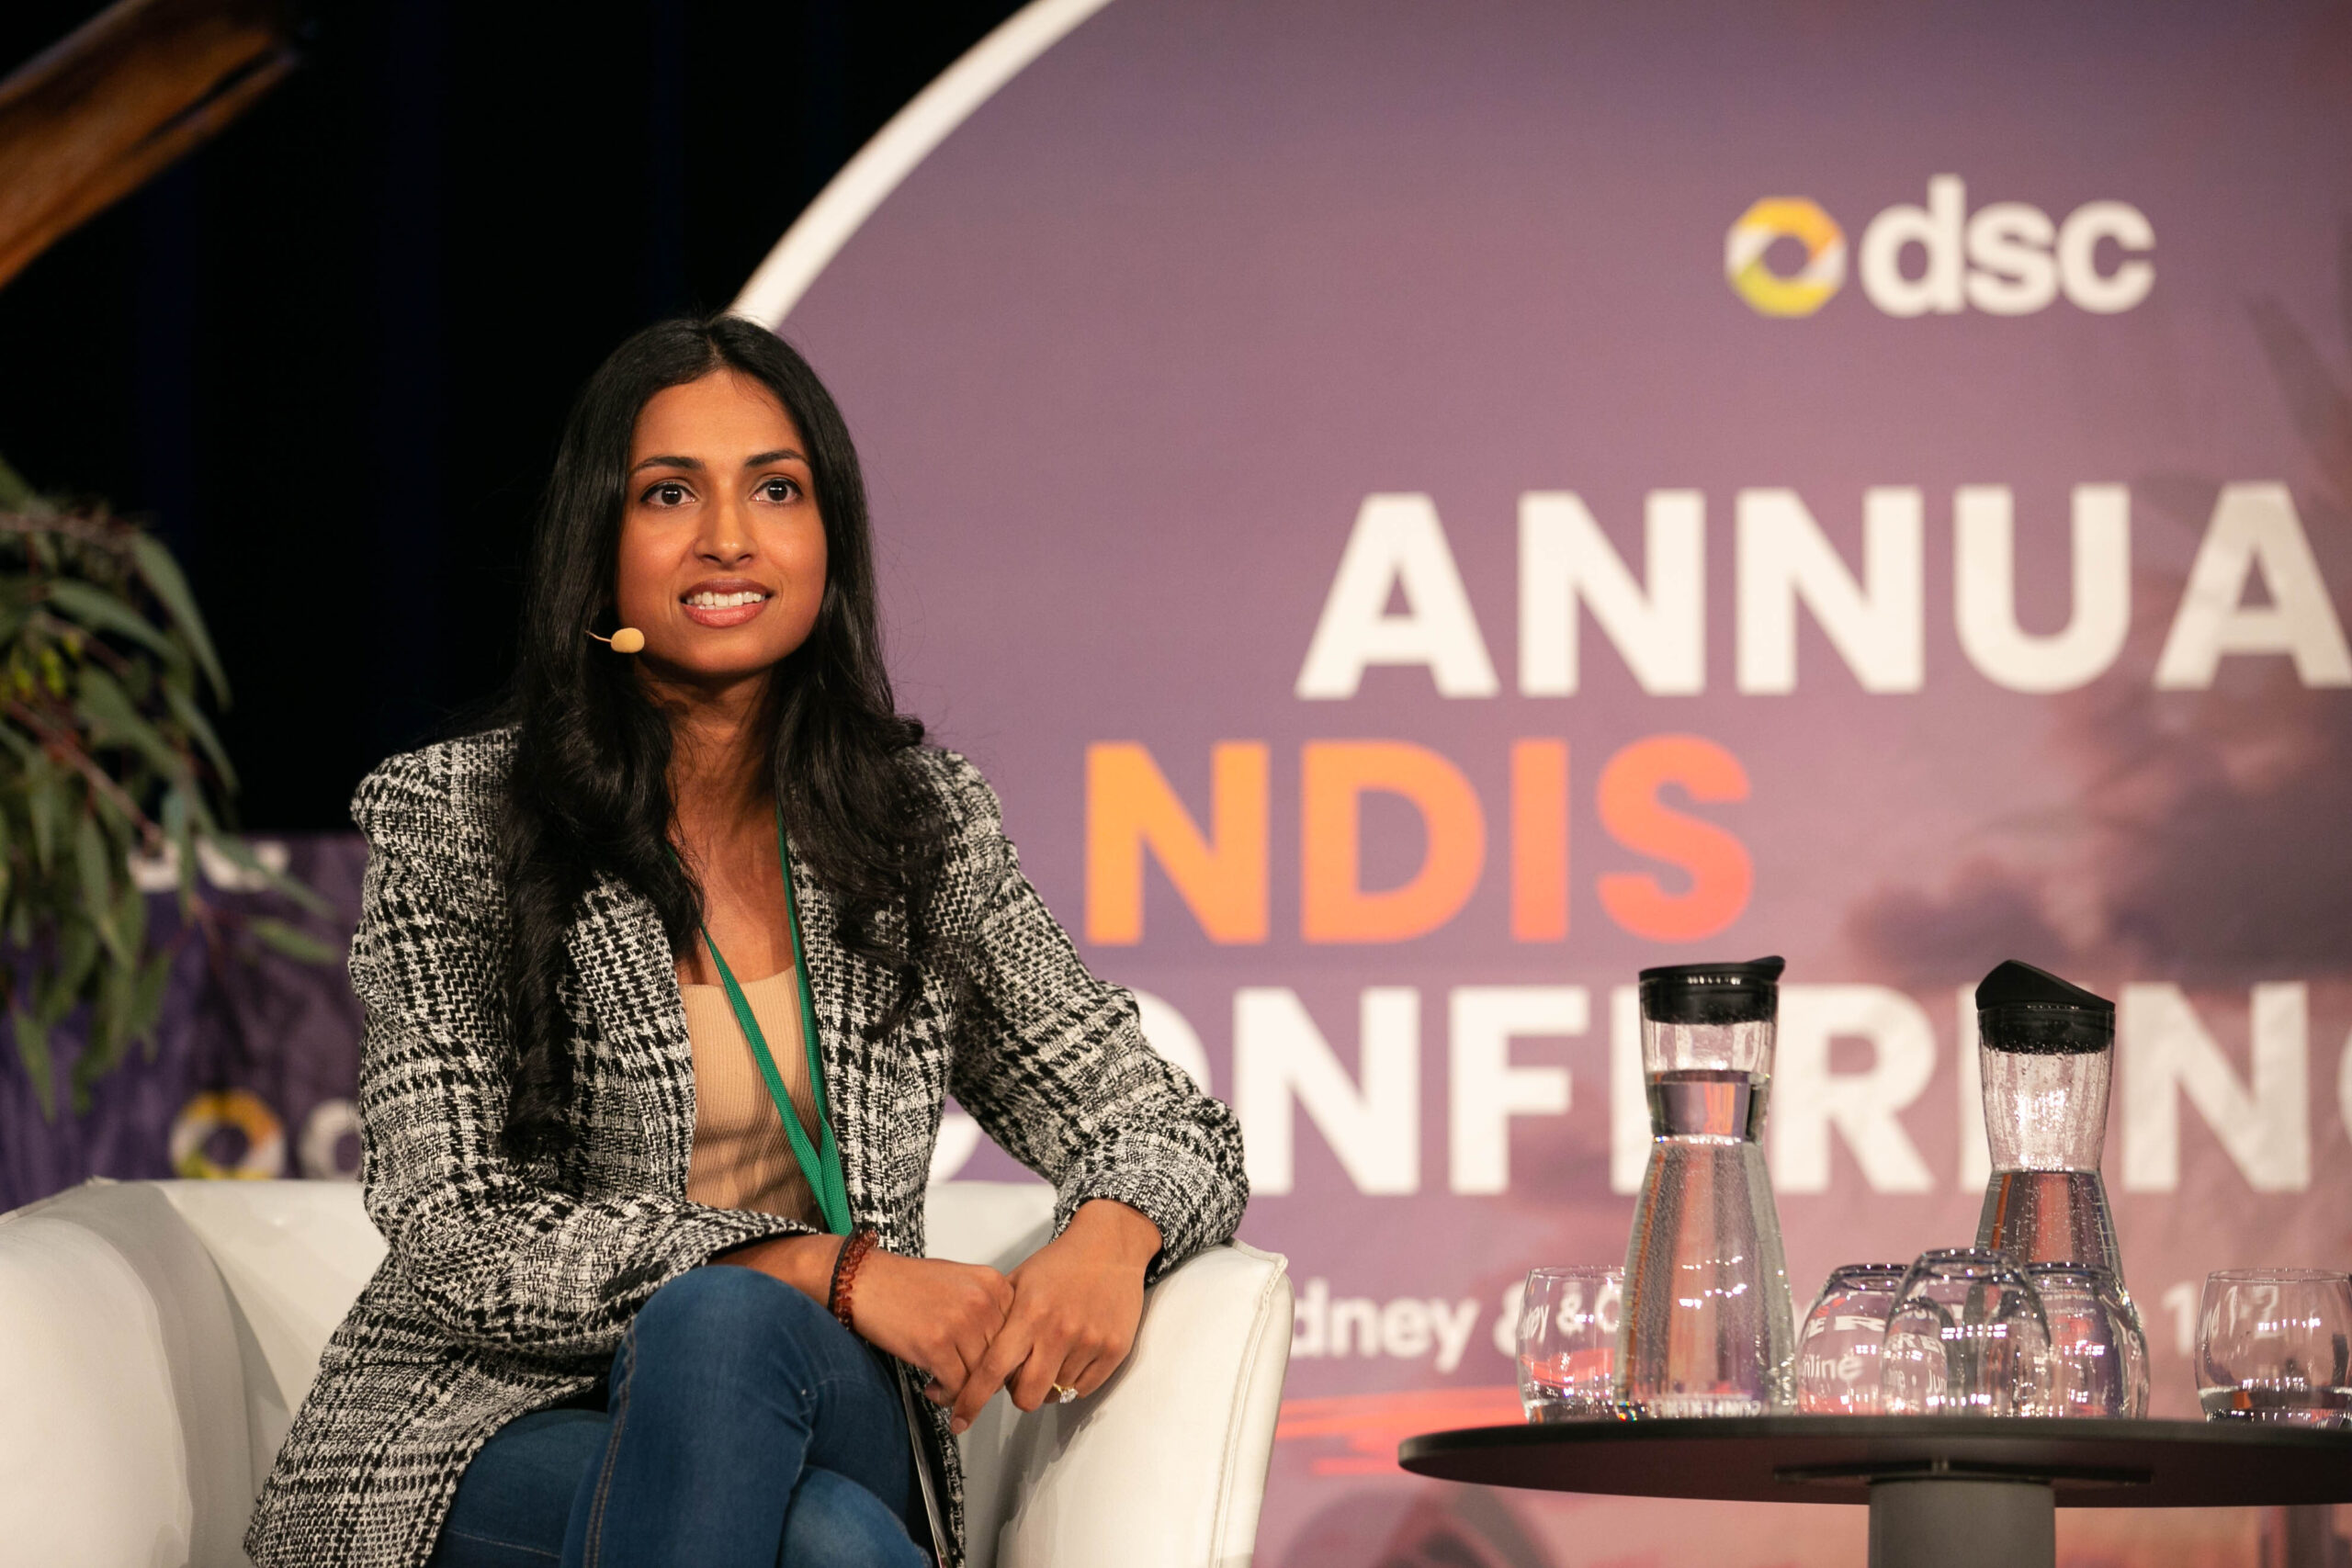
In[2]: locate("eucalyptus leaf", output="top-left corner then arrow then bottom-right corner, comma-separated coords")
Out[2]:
164,682 -> 237,790
37,917 -> 97,1028
10,1007 -> 53,1121
77,665 -> 188,782
127,535 -> 229,705
74,814 -> 123,963
113,870 -> 146,958
131,947 -> 173,1059
246,915 -> 340,965
0,456 -> 35,511
76,958 -> 135,1110
43,583 -> 182,663
162,787 -> 197,910
25,756 -> 60,871
203,832 -> 332,917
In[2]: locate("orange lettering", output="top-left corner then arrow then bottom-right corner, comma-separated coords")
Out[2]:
1302,740 -> 1485,942
1595,736 -> 1751,942
1510,739 -> 1569,942
1086,742 -> 1269,944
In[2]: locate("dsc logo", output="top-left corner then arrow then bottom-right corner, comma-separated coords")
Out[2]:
1726,175 -> 2154,319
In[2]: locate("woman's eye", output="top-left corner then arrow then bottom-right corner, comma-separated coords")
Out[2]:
643,481 -> 691,507
758,477 -> 801,503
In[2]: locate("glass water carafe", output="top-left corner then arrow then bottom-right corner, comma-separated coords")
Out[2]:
1617,956 -> 1795,1416
1972,959 -> 2137,1325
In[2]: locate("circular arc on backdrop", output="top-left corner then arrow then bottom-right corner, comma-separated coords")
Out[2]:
731,0 -> 1121,325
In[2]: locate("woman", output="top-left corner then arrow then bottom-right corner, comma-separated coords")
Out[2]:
245,317 -> 1249,1568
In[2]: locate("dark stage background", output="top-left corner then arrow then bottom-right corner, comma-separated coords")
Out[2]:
0,0 -> 1025,830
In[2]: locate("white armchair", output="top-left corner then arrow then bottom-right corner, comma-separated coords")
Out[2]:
0,1179 -> 1291,1568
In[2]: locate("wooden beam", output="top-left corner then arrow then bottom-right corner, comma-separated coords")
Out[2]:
0,0 -> 297,291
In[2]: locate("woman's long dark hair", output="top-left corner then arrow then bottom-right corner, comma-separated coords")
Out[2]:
496,316 -> 945,1156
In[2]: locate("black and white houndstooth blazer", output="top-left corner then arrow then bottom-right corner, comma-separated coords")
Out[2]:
243,728 -> 1248,1568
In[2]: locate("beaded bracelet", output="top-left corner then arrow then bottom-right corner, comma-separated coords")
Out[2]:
828,1228 -> 879,1330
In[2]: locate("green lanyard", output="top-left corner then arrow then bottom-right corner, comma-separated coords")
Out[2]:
691,808 -> 853,1235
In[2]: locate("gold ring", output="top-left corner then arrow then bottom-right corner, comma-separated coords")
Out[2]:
1050,1382 -> 1078,1404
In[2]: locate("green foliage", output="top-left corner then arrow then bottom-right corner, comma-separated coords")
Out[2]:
0,456 -> 329,1118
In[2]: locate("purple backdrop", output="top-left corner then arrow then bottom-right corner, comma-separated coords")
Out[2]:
756,1 -> 2352,1562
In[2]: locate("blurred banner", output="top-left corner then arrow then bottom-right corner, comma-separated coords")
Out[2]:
741,0 -> 2352,1562
0,836 -> 364,1206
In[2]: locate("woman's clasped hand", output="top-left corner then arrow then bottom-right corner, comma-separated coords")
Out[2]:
728,1196 -> 1162,1435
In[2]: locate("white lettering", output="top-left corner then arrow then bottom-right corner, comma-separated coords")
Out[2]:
1449,986 -> 1583,1194
2056,201 -> 2156,313
1296,493 -> 1498,699
1492,1279 -> 1525,1358
298,1097 -> 362,1180
1956,987 -> 1992,1190
2154,483 -> 2352,689
1330,1295 -> 1380,1356
2340,1024 -> 2352,1157
1293,1276 -> 1329,1356
2120,983 -> 2312,1192
1963,201 -> 2060,315
1235,987 -> 1419,1195
1381,1298 -> 1432,1359
1290,1279 -> 1484,1371
1736,487 -> 1925,693
1611,986 -> 1650,1195
1859,175 -> 1965,317
1518,490 -> 1704,695
1428,1297 -> 1481,1373
1954,483 -> 2131,692
1772,985 -> 1938,1193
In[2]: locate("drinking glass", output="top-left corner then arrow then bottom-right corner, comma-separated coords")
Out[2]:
1878,1248 -> 2051,1416
1518,1266 -> 1624,1421
2025,1263 -> 2142,1417
1796,1264 -> 1908,1414
2197,1269 -> 2352,1426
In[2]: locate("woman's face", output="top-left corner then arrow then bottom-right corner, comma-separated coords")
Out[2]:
613,368 -> 829,687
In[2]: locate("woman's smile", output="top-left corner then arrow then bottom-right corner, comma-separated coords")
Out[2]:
680,576 -> 775,628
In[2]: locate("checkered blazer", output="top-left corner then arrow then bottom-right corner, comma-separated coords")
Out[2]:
243,728 -> 1248,1568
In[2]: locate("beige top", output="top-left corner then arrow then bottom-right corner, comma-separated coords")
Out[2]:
681,968 -> 822,1225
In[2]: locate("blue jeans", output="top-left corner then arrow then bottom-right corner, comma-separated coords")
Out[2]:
426,1267 -> 932,1568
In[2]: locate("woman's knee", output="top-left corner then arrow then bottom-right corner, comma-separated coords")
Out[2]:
782,1468 -> 928,1568
627,1264 -> 840,1382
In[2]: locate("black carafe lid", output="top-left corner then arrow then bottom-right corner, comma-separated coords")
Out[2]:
1638,955 -> 1785,1024
1975,959 -> 2113,1052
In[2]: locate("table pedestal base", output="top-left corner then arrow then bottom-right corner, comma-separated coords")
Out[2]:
1868,1477 -> 2053,1568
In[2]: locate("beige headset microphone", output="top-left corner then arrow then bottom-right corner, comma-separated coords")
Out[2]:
587,626 -> 646,653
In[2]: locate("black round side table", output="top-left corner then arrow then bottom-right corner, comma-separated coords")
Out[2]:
1398,1416 -> 2352,1568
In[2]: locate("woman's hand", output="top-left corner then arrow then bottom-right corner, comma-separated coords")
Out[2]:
717,1235 -> 1014,1407
951,1199 -> 1162,1434
852,1249 -> 1016,1406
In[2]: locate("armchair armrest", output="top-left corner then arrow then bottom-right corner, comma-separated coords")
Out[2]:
956,1241 -> 1292,1568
